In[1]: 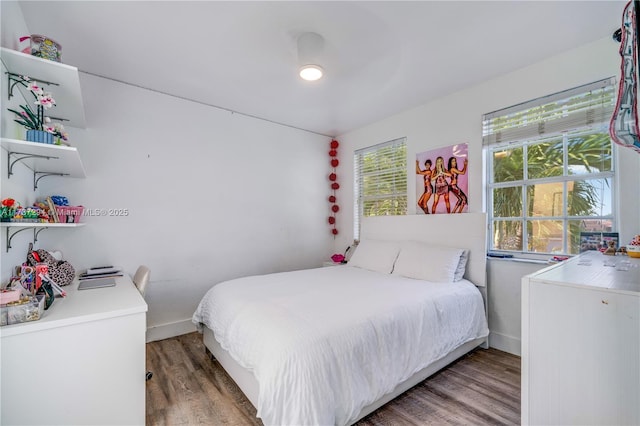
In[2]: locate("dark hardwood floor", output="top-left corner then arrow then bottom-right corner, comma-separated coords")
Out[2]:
146,333 -> 520,425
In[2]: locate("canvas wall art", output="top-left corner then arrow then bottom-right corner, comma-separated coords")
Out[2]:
416,143 -> 468,215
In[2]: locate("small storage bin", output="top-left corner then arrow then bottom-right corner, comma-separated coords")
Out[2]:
56,205 -> 84,223
1,295 -> 43,326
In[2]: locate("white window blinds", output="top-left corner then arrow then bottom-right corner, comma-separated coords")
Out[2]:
353,138 -> 407,240
482,77 -> 616,146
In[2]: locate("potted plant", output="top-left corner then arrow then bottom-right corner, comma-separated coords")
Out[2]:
7,75 -> 62,144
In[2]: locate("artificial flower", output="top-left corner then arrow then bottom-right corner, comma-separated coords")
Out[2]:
35,93 -> 56,108
7,75 -> 58,132
44,122 -> 68,141
28,81 -> 43,95
2,198 -> 16,208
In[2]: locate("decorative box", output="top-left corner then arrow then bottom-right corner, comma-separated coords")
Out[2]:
21,34 -> 62,62
56,205 -> 84,223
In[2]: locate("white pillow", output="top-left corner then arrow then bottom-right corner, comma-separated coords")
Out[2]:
454,249 -> 469,281
392,241 -> 465,282
347,239 -> 400,274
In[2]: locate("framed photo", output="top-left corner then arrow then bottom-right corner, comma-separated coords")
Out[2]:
579,232 -> 619,252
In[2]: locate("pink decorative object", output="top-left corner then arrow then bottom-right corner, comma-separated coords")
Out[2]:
0,289 -> 21,305
56,205 -> 84,223
331,254 -> 344,263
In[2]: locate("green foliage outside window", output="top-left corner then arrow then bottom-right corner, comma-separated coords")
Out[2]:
490,131 -> 613,254
354,140 -> 407,239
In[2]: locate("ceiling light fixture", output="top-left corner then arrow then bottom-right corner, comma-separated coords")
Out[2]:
297,32 -> 325,81
299,65 -> 324,81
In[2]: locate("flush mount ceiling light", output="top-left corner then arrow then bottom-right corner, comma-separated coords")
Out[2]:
297,32 -> 325,81
299,64 -> 324,81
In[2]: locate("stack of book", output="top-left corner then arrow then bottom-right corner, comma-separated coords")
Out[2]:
79,266 -> 123,280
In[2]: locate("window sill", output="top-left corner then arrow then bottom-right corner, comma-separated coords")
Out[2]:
486,256 -> 550,265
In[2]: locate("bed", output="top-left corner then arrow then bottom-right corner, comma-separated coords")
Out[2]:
192,213 -> 489,425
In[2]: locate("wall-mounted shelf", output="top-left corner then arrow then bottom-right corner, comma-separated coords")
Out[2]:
1,222 -> 85,252
1,47 -> 86,128
1,138 -> 86,190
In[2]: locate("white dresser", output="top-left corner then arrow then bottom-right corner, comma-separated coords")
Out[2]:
521,251 -> 640,425
1,276 -> 147,425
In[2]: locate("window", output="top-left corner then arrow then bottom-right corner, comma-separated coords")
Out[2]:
483,78 -> 616,255
354,138 -> 407,240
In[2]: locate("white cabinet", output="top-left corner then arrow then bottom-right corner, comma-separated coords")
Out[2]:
1,276 -> 147,425
521,251 -> 640,425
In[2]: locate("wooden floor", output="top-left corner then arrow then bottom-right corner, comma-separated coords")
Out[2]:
146,333 -> 521,425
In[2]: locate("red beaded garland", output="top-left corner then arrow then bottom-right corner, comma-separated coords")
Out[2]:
328,139 -> 340,236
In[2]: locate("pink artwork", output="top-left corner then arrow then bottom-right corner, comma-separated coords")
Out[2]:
416,143 -> 468,215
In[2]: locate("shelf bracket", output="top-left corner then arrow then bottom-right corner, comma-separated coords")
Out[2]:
33,227 -> 47,244
4,226 -> 38,253
6,71 -> 59,101
8,150 -> 58,179
34,172 -> 69,191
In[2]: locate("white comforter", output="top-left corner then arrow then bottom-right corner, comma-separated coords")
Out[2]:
192,266 -> 488,426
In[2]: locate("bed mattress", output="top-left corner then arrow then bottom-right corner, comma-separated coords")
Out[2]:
192,265 -> 488,426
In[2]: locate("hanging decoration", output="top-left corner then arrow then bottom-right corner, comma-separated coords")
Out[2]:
328,139 -> 340,236
611,0 -> 640,153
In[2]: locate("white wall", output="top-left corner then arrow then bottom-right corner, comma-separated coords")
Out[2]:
334,37 -> 640,355
2,70 -> 333,340
42,73 -> 332,340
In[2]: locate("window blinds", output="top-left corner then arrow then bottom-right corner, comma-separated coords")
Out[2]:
353,137 -> 407,239
482,77 -> 616,146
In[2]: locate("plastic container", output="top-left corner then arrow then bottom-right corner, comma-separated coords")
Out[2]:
627,245 -> 640,258
0,295 -> 43,326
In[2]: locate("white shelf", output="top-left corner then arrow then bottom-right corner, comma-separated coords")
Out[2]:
0,222 -> 85,228
1,137 -> 86,178
1,222 -> 85,252
1,47 -> 86,128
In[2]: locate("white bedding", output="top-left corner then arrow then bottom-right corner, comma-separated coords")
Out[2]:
192,266 -> 489,426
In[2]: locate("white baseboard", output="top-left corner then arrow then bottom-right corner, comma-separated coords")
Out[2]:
489,331 -> 521,356
146,319 -> 197,343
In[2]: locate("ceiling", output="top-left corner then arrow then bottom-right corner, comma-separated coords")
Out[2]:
18,1 -> 625,137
